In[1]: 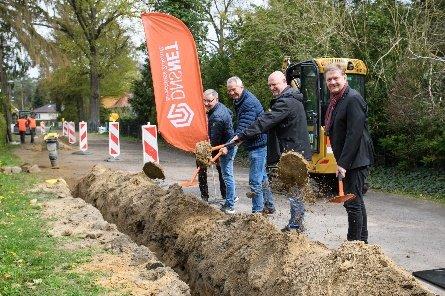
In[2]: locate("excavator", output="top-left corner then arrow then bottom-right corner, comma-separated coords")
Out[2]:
283,57 -> 368,190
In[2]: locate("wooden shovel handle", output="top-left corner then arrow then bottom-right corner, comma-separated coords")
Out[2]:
338,176 -> 345,197
188,167 -> 200,184
210,151 -> 223,163
211,143 -> 226,152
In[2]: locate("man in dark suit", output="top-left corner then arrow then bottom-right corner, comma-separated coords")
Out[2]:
324,63 -> 374,243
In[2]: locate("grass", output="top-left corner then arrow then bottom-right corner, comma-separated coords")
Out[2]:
0,146 -> 107,296
368,165 -> 445,203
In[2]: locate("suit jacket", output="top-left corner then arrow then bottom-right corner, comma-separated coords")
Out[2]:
328,86 -> 374,170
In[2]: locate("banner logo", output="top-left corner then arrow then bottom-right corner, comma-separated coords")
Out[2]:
167,103 -> 194,127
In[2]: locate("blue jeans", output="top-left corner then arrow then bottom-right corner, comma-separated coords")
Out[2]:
220,146 -> 237,209
249,146 -> 274,212
287,186 -> 305,228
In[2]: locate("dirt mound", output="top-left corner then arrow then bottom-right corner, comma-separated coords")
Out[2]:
73,165 -> 432,296
33,177 -> 190,296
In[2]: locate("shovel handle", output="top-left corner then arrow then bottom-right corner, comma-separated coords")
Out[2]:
188,151 -> 222,185
338,176 -> 345,196
188,167 -> 200,184
211,141 -> 236,152
211,143 -> 226,152
210,151 -> 223,163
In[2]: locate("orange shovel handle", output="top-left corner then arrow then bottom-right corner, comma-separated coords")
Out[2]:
338,178 -> 345,196
210,151 -> 223,163
211,143 -> 226,152
189,167 -> 200,183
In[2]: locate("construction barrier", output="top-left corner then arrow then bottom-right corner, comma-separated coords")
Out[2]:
108,122 -> 120,158
63,121 -> 68,137
142,123 -> 159,164
68,122 -> 76,144
40,121 -> 46,134
79,121 -> 88,152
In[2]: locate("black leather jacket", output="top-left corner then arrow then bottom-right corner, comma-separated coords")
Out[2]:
239,86 -> 312,165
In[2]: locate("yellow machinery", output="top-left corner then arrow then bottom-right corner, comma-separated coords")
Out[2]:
284,58 -> 368,175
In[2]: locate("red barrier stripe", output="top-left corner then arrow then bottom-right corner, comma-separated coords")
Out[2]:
144,140 -> 158,162
145,126 -> 156,138
110,133 -> 119,145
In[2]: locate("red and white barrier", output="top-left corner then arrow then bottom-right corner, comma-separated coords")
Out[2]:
68,121 -> 76,144
108,122 -> 120,158
79,121 -> 88,152
40,121 -> 46,134
63,121 -> 68,137
142,123 -> 159,164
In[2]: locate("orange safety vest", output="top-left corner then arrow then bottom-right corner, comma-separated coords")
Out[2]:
28,117 -> 36,128
17,118 -> 28,132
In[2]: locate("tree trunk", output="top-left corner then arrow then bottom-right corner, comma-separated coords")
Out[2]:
76,94 -> 85,121
0,37 -> 12,143
89,53 -> 100,131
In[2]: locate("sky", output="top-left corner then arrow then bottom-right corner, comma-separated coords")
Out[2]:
27,0 -> 268,79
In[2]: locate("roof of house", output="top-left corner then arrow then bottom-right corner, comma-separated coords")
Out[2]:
102,93 -> 132,109
33,104 -> 57,113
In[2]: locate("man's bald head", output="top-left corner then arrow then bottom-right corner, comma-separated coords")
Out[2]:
268,71 -> 288,97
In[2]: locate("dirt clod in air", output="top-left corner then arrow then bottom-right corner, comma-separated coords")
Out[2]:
274,151 -> 317,203
277,151 -> 309,189
195,141 -> 212,167
142,161 -> 165,180
74,165 -> 432,296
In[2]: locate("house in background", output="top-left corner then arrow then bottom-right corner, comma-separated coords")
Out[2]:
32,103 -> 59,121
101,93 -> 133,118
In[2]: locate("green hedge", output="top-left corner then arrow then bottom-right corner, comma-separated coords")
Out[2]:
0,112 -> 6,147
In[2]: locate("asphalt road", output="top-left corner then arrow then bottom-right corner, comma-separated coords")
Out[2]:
20,134 -> 445,295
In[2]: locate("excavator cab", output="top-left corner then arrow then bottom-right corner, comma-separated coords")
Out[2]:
285,58 -> 367,175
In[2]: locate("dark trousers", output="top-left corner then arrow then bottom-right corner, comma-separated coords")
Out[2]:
197,162 -> 226,200
30,128 -> 36,143
343,166 -> 369,243
19,131 -> 25,144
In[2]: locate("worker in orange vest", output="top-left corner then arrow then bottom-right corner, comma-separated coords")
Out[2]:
28,114 -> 37,143
16,115 -> 28,144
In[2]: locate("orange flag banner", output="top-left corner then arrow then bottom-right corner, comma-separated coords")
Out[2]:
141,12 -> 208,152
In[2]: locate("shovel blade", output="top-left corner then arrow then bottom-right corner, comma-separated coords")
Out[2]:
329,193 -> 355,203
179,180 -> 199,188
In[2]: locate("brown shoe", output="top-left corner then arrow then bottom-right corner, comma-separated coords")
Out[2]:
262,207 -> 276,215
246,192 -> 255,199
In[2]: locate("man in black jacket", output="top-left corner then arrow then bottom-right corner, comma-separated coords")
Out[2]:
324,63 -> 374,243
232,71 -> 311,231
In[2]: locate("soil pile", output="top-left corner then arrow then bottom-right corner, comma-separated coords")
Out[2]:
33,177 -> 190,296
74,165 -> 432,296
195,141 -> 212,167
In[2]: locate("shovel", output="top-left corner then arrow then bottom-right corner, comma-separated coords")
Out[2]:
211,140 -> 237,152
179,150 -> 224,188
328,175 -> 356,203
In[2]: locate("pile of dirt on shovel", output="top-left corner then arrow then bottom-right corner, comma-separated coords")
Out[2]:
73,165 -> 432,296
274,151 -> 317,203
195,141 -> 212,167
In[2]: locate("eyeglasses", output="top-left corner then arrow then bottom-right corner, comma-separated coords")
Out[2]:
203,98 -> 215,104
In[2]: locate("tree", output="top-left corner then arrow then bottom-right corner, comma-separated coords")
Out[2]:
153,0 -> 208,55
130,58 -> 156,123
0,0 -> 58,142
46,0 -> 134,130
